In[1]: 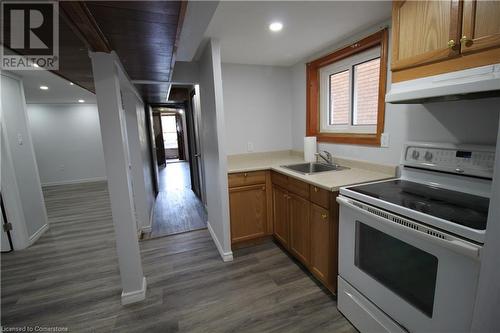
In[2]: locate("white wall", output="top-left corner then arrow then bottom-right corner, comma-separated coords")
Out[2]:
1,117 -> 29,250
199,39 -> 233,261
122,89 -> 155,232
471,119 -> 500,331
222,63 -> 292,155
172,61 -> 200,83
27,104 -> 106,185
1,72 -> 48,247
290,23 -> 500,166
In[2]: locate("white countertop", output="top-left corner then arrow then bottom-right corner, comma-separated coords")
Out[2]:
227,150 -> 397,191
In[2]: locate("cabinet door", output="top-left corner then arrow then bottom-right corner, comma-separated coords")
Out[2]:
310,203 -> 330,285
461,0 -> 500,54
229,184 -> 267,243
289,193 -> 310,266
392,0 -> 462,71
272,185 -> 289,247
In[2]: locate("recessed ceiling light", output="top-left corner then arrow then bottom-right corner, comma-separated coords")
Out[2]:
39,85 -> 49,90
269,22 -> 283,32
69,82 -> 74,86
78,99 -> 85,103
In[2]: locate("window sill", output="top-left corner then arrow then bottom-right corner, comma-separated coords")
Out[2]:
315,132 -> 381,146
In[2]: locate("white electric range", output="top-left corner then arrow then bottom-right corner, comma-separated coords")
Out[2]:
336,142 -> 495,333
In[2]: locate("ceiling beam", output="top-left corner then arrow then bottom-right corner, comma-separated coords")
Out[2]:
168,1 -> 188,81
59,1 -> 112,53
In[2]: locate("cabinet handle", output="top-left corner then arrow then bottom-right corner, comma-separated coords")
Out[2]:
314,187 -> 318,192
447,39 -> 456,49
244,173 -> 248,177
262,186 -> 266,191
321,213 -> 328,220
460,35 -> 472,46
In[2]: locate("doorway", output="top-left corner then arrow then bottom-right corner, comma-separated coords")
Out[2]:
147,86 -> 207,238
161,113 -> 185,161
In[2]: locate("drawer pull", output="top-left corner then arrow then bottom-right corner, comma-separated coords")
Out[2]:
460,35 -> 472,46
314,187 -> 318,192
244,173 -> 248,177
321,213 -> 328,220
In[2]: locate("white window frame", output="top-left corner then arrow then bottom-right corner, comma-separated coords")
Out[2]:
319,46 -> 381,134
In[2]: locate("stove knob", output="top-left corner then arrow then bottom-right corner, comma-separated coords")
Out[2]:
412,150 -> 420,160
424,151 -> 433,162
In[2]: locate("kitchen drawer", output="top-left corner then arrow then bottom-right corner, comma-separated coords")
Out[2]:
228,171 -> 266,188
288,177 -> 309,199
271,171 -> 288,189
310,185 -> 330,209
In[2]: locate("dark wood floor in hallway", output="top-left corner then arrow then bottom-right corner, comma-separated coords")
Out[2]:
150,161 -> 207,238
1,182 -> 356,333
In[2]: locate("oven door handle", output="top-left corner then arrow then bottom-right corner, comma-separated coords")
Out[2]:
337,196 -> 481,260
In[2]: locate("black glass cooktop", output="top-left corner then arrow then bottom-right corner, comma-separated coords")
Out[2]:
349,180 -> 489,230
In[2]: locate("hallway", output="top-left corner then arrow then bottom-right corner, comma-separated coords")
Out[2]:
0,182 -> 354,332
150,161 -> 207,238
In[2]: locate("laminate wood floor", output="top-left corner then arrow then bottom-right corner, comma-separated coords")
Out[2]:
1,182 -> 356,333
150,162 -> 207,238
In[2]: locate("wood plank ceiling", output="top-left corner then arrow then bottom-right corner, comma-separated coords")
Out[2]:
59,1 -> 185,103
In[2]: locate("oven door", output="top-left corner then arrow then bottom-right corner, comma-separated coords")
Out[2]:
337,196 -> 481,333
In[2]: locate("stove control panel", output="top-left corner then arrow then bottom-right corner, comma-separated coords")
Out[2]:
403,143 -> 495,178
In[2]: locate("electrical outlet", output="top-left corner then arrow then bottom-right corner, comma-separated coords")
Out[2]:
247,142 -> 254,152
58,164 -> 65,172
381,133 -> 390,148
17,133 -> 23,145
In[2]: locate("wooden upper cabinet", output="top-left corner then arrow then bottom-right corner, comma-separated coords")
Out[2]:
461,0 -> 500,54
391,0 -> 462,71
229,184 -> 267,243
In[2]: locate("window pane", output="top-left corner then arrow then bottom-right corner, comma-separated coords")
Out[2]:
353,58 -> 380,126
329,70 -> 350,125
161,115 -> 178,149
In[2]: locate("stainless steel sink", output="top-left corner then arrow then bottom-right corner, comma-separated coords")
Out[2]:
281,162 -> 349,175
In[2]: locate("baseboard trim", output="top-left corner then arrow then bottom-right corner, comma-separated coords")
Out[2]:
28,223 -> 49,246
121,276 -> 147,305
42,177 -> 107,187
141,197 -> 156,233
207,221 -> 233,262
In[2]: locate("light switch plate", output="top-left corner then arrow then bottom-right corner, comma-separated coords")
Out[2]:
381,133 -> 390,148
247,142 -> 254,152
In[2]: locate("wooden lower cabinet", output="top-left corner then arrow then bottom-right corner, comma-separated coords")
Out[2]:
310,203 -> 333,288
272,184 -> 289,247
289,193 -> 310,266
271,171 -> 339,293
230,170 -> 339,293
229,184 -> 267,243
228,171 -> 273,245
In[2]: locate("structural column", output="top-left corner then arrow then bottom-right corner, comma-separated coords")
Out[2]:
90,52 -> 146,304
122,88 -> 151,233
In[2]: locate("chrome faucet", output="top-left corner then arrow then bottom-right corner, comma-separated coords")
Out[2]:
316,150 -> 333,165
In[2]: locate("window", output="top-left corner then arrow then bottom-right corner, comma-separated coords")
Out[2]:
307,29 -> 388,145
161,115 -> 178,149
